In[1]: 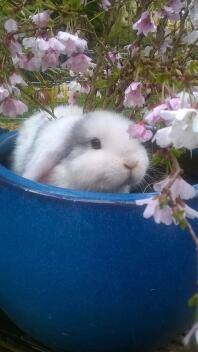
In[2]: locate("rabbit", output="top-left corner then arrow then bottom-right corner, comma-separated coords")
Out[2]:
12,105 -> 149,193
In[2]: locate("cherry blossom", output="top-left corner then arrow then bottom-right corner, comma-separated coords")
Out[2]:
0,86 -> 9,102
136,197 -> 173,225
9,73 -> 27,86
154,176 -> 196,200
100,0 -> 111,11
183,204 -> 198,219
124,82 -> 145,108
144,97 -> 181,125
127,122 -> 153,142
31,10 -> 51,28
152,126 -> 172,147
157,0 -> 183,22
67,80 -> 90,94
133,11 -> 156,36
0,97 -> 28,117
160,108 -> 198,149
9,40 -> 23,57
57,32 -> 87,56
41,50 -> 60,71
14,54 -> 42,71
108,51 -> 122,67
4,19 -> 18,33
144,103 -> 167,125
64,54 -> 92,73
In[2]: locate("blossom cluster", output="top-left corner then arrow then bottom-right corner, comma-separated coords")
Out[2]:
136,175 -> 198,226
5,12 -> 93,74
0,74 -> 28,117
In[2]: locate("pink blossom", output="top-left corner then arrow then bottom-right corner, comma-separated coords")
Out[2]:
133,11 -> 156,36
9,40 -> 23,56
101,0 -> 111,11
124,82 -> 145,108
136,197 -> 173,225
157,0 -> 183,22
43,37 -> 65,52
144,103 -> 167,124
41,50 -> 60,71
31,10 -> 51,27
57,32 -> 87,56
15,54 -> 41,71
154,176 -> 196,200
144,97 -> 181,125
183,204 -> 198,219
0,97 -> 28,117
165,97 -> 181,110
127,122 -> 153,142
4,19 -> 18,33
107,51 -> 122,68
67,80 -> 90,94
22,37 -> 37,49
64,54 -> 92,73
9,73 -> 27,86
0,86 -> 9,102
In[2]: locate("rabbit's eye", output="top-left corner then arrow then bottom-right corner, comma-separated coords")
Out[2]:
90,138 -> 101,149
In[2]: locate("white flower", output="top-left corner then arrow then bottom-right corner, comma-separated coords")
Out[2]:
154,176 -> 196,201
4,19 -> 18,33
31,10 -> 51,28
136,198 -> 173,225
152,126 -> 172,147
9,73 -> 27,86
57,32 -> 87,56
154,108 -> 198,150
0,86 -> 9,102
183,204 -> 198,219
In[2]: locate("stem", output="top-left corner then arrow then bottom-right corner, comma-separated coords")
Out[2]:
83,50 -> 103,113
20,87 -> 57,120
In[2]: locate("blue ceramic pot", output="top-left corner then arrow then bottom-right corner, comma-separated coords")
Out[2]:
0,132 -> 196,352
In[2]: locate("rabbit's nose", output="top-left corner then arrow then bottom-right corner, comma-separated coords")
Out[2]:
123,161 -> 138,170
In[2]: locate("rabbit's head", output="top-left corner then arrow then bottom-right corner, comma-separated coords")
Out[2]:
49,110 -> 149,193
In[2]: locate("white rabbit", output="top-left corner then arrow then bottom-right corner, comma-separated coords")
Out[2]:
12,105 -> 149,193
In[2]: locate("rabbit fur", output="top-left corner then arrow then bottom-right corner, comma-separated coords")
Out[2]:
12,105 -> 149,193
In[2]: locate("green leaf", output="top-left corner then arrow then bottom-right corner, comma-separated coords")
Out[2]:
187,61 -> 198,74
189,293 -> 198,307
95,79 -> 108,89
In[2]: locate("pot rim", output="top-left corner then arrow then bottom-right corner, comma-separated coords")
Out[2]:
0,131 -> 197,204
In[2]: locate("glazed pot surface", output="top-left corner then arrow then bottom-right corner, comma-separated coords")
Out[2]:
0,132 -> 196,352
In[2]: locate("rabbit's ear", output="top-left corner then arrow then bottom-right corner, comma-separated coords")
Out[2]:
21,114 -> 81,182
22,149 -> 63,181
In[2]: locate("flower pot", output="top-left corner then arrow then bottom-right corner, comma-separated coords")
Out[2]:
0,131 -> 196,352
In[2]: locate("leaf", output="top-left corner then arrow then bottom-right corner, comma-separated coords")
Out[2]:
188,293 -> 198,307
95,79 -> 108,89
187,61 -> 198,74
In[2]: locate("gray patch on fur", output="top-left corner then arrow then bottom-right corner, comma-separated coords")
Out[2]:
19,118 -> 48,174
57,118 -> 96,161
